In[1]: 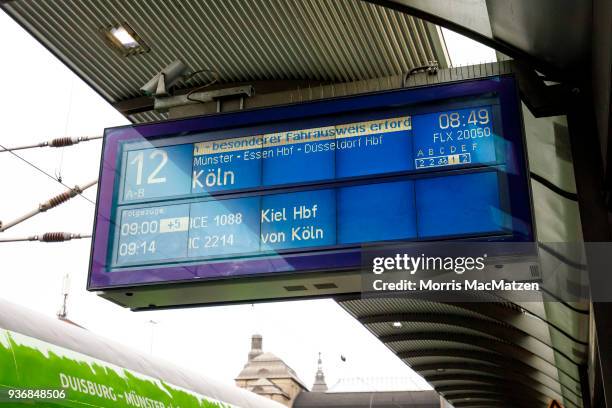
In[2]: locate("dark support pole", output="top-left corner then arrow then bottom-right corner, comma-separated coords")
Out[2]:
567,88 -> 612,408
580,364 -> 593,408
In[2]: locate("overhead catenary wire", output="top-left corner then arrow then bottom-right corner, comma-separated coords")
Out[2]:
0,142 -> 96,205
0,135 -> 102,153
0,179 -> 98,232
0,232 -> 91,243
57,77 -> 77,182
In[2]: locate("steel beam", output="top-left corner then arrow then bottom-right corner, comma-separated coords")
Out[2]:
415,361 -> 582,407
358,312 -> 579,365
451,397 -> 533,408
379,331 -> 580,384
400,348 -> 582,401
567,87 -> 612,408
421,366 -> 569,407
366,0 -> 574,79
425,373 -> 572,408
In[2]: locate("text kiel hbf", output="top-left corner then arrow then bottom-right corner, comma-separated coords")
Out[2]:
261,204 -> 319,223
260,204 -> 325,244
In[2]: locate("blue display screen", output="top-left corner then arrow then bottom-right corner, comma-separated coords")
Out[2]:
119,109 -> 496,203
412,106 -> 496,169
112,171 -> 509,266
123,145 -> 194,201
91,76 -> 532,288
112,103 -> 511,267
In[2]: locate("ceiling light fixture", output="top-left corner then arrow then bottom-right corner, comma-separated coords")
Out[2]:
110,26 -> 139,48
102,23 -> 149,56
392,322 -> 403,328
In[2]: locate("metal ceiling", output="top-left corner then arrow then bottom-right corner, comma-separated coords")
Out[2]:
1,0 -> 449,123
338,295 -> 587,408
372,0 -> 593,77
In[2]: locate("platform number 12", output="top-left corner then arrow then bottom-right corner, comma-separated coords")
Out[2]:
130,149 -> 168,185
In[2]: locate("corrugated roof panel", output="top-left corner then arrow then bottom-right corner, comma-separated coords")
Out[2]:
365,321 -> 503,341
3,0 -> 448,113
339,298 -> 496,321
338,296 -> 583,407
385,339 -> 491,354
404,356 -> 493,366
129,111 -> 166,124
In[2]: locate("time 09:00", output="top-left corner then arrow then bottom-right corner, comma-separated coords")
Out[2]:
120,213 -> 243,236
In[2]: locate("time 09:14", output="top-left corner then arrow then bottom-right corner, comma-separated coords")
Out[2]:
118,240 -> 157,257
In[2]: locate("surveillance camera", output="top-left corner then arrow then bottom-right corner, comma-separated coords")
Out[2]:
140,59 -> 188,96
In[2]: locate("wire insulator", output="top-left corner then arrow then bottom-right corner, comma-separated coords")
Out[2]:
41,232 -> 71,242
50,137 -> 75,147
0,180 -> 97,233
41,190 -> 76,211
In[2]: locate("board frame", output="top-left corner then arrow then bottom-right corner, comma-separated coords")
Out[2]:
88,75 -> 534,308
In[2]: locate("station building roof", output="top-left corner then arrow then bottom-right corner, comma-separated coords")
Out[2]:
236,351 -> 308,391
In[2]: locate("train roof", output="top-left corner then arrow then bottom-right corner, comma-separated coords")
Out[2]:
0,297 -> 284,408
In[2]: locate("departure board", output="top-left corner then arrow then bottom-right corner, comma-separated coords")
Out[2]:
119,108 -> 496,203
114,173 -> 504,266
89,76 -> 533,292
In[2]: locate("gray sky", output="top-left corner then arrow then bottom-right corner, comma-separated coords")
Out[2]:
0,10 -> 494,391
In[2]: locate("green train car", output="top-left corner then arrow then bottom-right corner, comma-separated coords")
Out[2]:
0,298 -> 284,408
